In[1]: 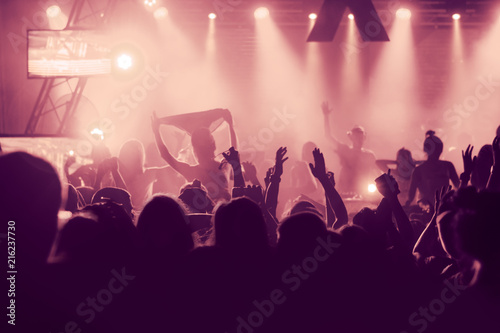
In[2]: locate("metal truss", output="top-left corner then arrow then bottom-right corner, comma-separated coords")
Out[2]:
25,0 -> 117,136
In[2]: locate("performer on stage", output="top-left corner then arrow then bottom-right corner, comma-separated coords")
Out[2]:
151,108 -> 238,202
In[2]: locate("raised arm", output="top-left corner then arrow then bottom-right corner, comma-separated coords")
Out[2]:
321,101 -> 342,148
222,147 -> 245,188
459,144 -> 476,188
265,147 -> 288,219
108,157 -> 127,191
376,171 -> 414,250
486,136 -> 500,192
222,109 -> 238,150
309,148 -> 348,230
413,186 -> 452,262
151,111 -> 192,179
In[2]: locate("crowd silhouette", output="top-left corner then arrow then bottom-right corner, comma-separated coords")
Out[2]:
1,107 -> 499,333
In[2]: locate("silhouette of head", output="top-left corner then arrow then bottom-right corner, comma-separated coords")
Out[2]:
423,130 -> 443,160
290,200 -> 323,218
278,212 -> 328,260
55,215 -> 104,263
81,201 -> 139,262
191,127 -> 216,163
396,147 -> 416,178
56,201 -> 139,265
214,197 -> 268,253
178,179 -> 214,213
348,126 -> 366,149
0,152 -> 61,266
496,125 -> 500,137
92,187 -> 134,220
119,139 -> 145,174
472,145 -> 494,190
455,192 -> 500,265
137,195 -> 193,256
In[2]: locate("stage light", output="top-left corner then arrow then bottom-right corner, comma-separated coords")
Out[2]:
46,5 -> 61,18
396,8 -> 412,20
144,0 -> 156,7
452,13 -> 461,20
309,13 -> 317,20
254,7 -> 269,19
116,54 -> 132,70
154,7 -> 168,19
69,150 -> 75,156
208,13 -> 217,20
348,13 -> 354,20
90,128 -> 104,140
368,184 -> 377,193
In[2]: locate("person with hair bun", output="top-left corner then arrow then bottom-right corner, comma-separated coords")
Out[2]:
405,130 -> 459,210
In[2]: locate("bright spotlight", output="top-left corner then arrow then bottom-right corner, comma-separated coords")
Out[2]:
116,54 -> 133,70
144,0 -> 157,7
90,128 -> 104,140
208,12 -> 217,20
154,7 -> 168,19
368,184 -> 377,193
348,13 -> 354,20
452,13 -> 461,20
396,8 -> 412,19
69,150 -> 75,156
308,13 -> 317,20
254,7 -> 269,19
46,5 -> 61,18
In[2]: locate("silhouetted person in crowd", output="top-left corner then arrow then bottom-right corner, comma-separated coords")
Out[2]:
289,141 -> 320,198
152,110 -> 236,202
137,194 -> 194,260
134,195 -> 194,331
0,152 -> 61,331
118,139 -> 175,209
377,148 -> 421,204
322,101 -> 378,196
406,131 -> 459,209
471,144 -> 493,190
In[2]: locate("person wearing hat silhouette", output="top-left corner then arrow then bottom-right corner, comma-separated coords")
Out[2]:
322,101 -> 378,196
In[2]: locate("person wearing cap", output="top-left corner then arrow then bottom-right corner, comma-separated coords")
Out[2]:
321,101 -> 379,197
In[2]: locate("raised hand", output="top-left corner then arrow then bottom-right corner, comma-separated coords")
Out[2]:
222,147 -> 240,165
274,146 -> 288,178
462,144 -> 476,178
375,169 -> 400,198
309,148 -> 327,181
264,167 -> 273,189
321,101 -> 333,116
492,136 -> 500,167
